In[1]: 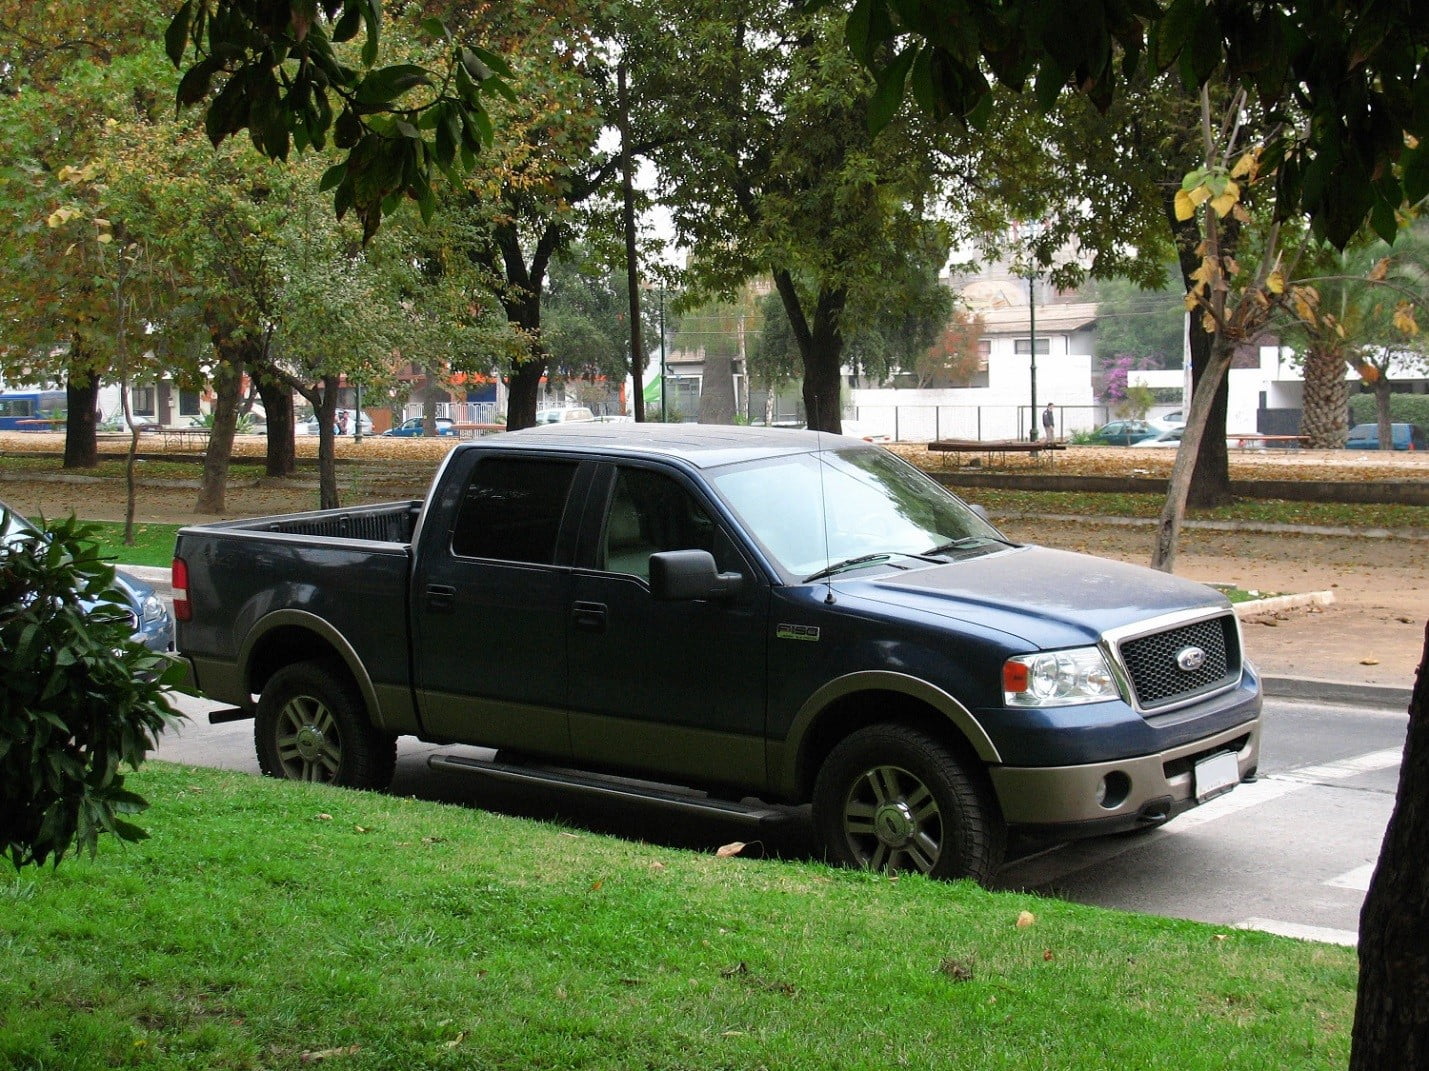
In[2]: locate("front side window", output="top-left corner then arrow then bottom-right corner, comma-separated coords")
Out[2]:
710,446 -> 1007,580
599,467 -> 736,581
451,458 -> 577,564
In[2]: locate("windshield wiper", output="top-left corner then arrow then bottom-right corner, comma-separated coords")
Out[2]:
803,553 -> 895,583
924,535 -> 1011,557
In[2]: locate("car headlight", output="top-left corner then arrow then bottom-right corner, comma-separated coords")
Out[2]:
140,593 -> 168,624
1003,647 -> 1120,707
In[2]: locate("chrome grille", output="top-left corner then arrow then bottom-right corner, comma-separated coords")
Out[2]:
1117,615 -> 1239,711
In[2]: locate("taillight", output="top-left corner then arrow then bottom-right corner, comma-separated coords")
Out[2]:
171,557 -> 191,622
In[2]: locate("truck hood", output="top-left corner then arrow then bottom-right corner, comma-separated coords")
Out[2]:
840,545 -> 1229,651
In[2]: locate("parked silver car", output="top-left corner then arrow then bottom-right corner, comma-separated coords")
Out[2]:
1,500 -> 175,652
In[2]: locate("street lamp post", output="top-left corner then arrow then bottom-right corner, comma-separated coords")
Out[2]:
659,286 -> 668,421
1028,272 -> 1038,441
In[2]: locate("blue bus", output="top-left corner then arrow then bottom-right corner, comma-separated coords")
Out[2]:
0,390 -> 66,430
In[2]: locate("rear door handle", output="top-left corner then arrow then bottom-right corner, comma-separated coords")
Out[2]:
572,601 -> 607,631
426,584 -> 457,613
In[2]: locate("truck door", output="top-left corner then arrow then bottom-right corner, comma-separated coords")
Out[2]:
566,464 -> 769,790
410,454 -> 587,758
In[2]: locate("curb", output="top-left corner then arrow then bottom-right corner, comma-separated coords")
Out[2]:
1233,590 -> 1336,618
1260,675 -> 1412,711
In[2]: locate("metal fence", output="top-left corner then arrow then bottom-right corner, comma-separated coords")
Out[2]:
850,404 -> 1114,442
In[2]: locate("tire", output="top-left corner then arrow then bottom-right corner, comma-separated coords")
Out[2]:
255,661 -> 397,790
813,724 -> 1005,884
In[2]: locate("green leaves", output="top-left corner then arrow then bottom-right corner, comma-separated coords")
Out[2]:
0,512 -> 183,870
842,0 -> 1428,251
165,1 -> 511,242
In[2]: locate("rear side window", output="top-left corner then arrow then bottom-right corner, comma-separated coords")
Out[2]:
451,458 -> 577,564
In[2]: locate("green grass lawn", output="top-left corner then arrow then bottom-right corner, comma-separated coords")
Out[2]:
0,763 -> 1356,1071
86,520 -> 183,569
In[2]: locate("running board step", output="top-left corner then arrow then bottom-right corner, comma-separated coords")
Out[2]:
426,754 -> 786,825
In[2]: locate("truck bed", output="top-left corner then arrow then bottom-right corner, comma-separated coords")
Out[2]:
203,500 -> 423,544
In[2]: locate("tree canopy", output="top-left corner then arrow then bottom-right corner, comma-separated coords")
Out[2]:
840,0 -> 1428,249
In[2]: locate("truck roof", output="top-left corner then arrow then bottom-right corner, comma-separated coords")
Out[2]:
464,423 -> 867,468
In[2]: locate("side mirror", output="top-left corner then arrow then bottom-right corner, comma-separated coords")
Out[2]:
649,550 -> 742,602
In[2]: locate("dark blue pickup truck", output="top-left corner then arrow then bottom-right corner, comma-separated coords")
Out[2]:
172,424 -> 1261,882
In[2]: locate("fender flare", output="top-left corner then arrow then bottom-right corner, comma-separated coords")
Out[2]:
239,609 -> 384,727
777,670 -> 1001,796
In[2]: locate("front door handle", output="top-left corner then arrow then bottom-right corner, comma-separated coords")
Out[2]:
572,601 -> 607,631
426,584 -> 457,613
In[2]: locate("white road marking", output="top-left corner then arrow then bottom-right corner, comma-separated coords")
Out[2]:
1164,746 -> 1402,836
1235,918 -> 1359,947
999,745 -> 1403,889
1325,863 -> 1377,892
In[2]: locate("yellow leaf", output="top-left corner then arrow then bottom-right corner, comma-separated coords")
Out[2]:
1230,151 -> 1257,179
96,233 -> 113,244
1201,312 -> 1217,334
1266,270 -> 1285,294
1173,188 -> 1196,221
1183,289 -> 1200,312
1210,189 -> 1238,217
1393,303 -> 1418,335
1368,257 -> 1390,282
716,841 -> 746,858
1016,910 -> 1036,929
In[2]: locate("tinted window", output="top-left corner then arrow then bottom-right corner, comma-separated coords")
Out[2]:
600,467 -> 740,580
451,458 -> 577,564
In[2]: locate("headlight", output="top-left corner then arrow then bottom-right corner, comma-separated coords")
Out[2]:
1003,647 -> 1120,707
140,593 -> 168,624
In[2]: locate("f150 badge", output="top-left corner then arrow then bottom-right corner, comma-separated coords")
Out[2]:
777,623 -> 821,642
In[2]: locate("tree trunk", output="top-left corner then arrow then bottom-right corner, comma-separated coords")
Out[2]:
315,375 -> 339,510
1301,343 -> 1352,448
771,271 -> 846,433
1350,620 -> 1429,1069
194,354 -> 244,514
250,361 -> 296,477
1374,377 -> 1395,450
506,358 -> 546,430
1151,334 -> 1236,572
62,375 -> 99,470
1166,183 -> 1233,510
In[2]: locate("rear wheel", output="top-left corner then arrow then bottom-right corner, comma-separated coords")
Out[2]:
255,661 -> 397,790
813,724 -> 1004,884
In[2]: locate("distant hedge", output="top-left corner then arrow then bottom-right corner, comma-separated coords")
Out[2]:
1349,392 -> 1429,429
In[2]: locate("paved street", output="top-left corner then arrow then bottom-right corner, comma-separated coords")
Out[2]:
156,690 -> 1405,946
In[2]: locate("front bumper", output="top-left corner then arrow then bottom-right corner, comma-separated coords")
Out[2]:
988,717 -> 1260,833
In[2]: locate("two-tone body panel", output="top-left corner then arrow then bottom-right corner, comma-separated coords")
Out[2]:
174,424 -> 1261,840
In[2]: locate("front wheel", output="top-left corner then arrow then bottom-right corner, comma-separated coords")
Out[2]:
255,661 -> 397,790
813,724 -> 1005,884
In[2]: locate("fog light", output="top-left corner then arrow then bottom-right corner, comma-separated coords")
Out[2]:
1096,771 -> 1131,810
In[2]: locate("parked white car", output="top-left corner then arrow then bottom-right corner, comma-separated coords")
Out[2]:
294,409 -> 375,436
536,407 -> 596,425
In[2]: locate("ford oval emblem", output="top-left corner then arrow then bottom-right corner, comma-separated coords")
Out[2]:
1176,646 -> 1207,672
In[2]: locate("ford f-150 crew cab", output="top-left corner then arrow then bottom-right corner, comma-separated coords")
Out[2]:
172,424 -> 1261,882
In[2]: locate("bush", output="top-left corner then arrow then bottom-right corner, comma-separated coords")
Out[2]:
1349,392 -> 1429,430
0,513 -> 182,869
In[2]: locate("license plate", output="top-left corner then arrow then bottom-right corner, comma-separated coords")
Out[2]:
1194,751 -> 1241,803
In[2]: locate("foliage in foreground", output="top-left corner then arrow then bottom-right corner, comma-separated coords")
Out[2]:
0,762 -> 1357,1070
0,514 -> 182,869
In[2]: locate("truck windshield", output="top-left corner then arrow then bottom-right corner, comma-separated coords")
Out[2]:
709,446 -> 1009,581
